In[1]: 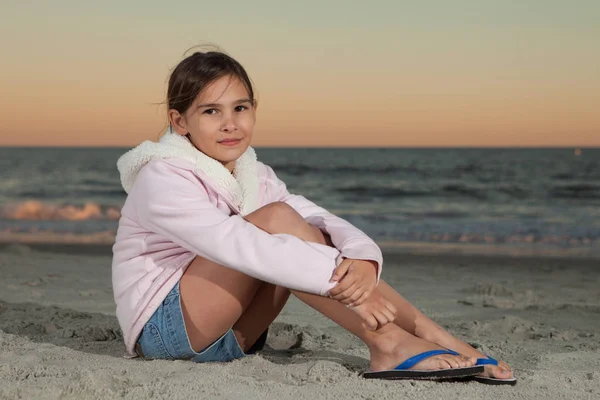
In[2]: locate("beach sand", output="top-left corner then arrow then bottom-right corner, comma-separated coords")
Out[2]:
1,243 -> 599,399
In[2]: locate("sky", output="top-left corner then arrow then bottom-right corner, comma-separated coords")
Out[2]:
1,0 -> 599,147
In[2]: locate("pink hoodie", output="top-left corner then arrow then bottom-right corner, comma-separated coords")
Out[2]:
112,132 -> 383,357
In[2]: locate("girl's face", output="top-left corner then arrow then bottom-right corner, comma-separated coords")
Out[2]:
169,75 -> 256,172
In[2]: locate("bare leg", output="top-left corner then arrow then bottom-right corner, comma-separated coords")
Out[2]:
305,222 -> 513,379
179,255 -> 290,352
179,201 -> 340,353
376,281 -> 513,378
181,202 -> 472,371
251,203 -> 474,371
231,281 -> 289,351
291,288 -> 476,371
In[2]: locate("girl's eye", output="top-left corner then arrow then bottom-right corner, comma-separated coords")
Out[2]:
203,109 -> 218,115
235,105 -> 247,112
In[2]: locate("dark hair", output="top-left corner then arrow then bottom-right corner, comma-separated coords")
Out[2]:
167,50 -> 255,117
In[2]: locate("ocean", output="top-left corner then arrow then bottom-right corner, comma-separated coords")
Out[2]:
1,147 -> 599,257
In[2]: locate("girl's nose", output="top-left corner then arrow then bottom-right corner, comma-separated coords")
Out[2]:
221,124 -> 237,132
220,115 -> 237,132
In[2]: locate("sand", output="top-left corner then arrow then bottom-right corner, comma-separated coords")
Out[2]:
0,243 -> 599,399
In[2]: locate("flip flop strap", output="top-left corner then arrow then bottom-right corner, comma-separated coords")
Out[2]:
476,356 -> 498,366
394,349 -> 459,370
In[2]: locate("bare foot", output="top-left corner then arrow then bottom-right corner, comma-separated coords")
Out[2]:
424,328 -> 513,379
368,328 -> 476,372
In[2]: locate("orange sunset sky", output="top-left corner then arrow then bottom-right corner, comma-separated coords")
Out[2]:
1,1 -> 598,147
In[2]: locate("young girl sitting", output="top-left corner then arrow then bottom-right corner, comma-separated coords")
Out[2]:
112,49 -> 515,384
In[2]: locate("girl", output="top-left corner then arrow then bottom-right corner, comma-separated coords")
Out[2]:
112,49 -> 515,383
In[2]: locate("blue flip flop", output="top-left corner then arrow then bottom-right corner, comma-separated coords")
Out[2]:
472,355 -> 517,385
362,349 -> 484,380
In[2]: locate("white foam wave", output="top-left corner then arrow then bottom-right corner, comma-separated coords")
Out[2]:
1,201 -> 121,221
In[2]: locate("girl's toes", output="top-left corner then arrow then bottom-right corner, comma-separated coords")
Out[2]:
438,356 -> 454,369
499,361 -> 512,371
494,366 -> 512,378
448,357 -> 461,369
444,356 -> 459,369
449,355 -> 465,368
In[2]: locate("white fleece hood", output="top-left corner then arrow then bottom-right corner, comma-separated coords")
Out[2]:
116,129 -> 260,215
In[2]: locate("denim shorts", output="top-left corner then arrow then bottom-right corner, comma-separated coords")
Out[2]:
135,281 -> 266,363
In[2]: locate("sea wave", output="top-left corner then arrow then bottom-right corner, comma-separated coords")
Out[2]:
549,184 -> 600,200
337,186 -> 431,198
336,184 -> 489,200
15,187 -> 125,200
0,230 -> 117,245
270,163 -> 420,176
1,229 -> 597,258
335,183 -> 600,201
0,201 -> 121,221
398,231 -> 598,246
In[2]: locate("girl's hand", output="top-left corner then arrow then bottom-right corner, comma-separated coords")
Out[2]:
327,258 -> 378,306
351,290 -> 397,331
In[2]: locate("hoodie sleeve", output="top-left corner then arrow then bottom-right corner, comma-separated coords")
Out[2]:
131,161 -> 339,296
260,163 -> 383,283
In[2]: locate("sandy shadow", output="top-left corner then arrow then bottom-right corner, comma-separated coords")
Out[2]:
0,301 -> 368,371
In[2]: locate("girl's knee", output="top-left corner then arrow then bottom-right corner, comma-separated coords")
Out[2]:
261,201 -> 298,216
247,201 -> 304,233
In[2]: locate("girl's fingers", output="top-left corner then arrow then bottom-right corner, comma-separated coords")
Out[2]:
351,289 -> 372,307
371,309 -> 390,328
380,305 -> 396,323
345,288 -> 366,306
330,259 -> 353,282
328,276 -> 356,298
331,282 -> 358,303
329,275 -> 356,298
384,301 -> 398,317
362,314 -> 378,331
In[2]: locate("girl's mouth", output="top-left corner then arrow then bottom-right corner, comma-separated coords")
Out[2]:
219,139 -> 242,147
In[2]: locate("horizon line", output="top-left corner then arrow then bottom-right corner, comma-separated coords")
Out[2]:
0,145 -> 598,150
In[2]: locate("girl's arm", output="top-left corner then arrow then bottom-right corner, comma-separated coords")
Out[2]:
131,160 -> 340,295
260,163 -> 384,283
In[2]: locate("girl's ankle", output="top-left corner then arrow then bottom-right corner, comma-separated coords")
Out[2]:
416,324 -> 446,345
365,325 -> 406,354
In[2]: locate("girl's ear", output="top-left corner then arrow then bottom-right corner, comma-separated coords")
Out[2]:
168,109 -> 188,136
